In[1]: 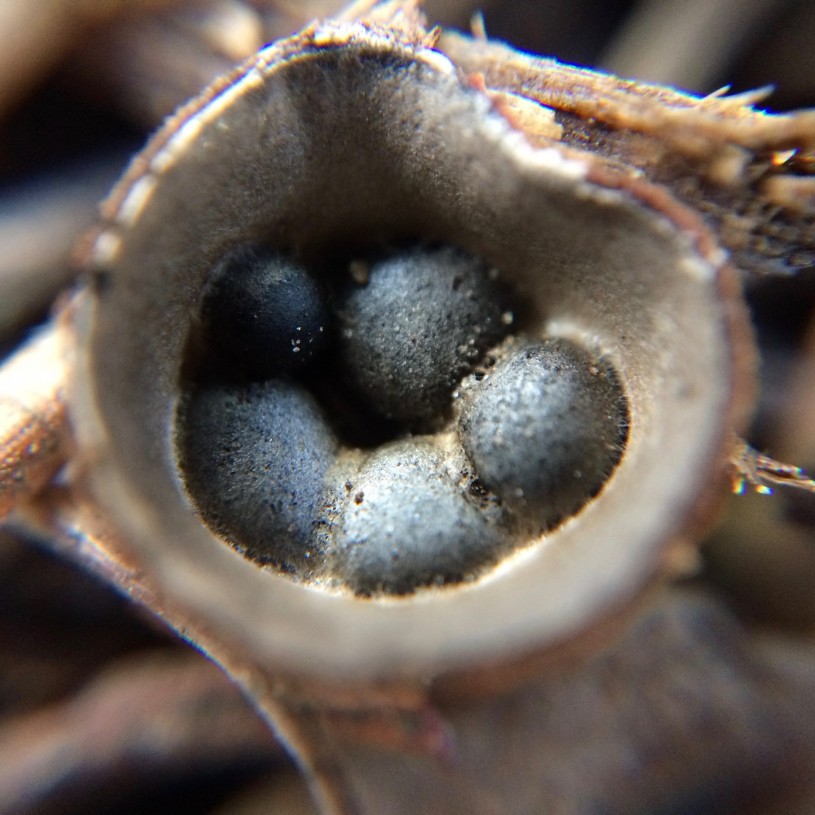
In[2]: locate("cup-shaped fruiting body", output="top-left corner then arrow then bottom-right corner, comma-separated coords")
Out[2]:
335,245 -> 511,424
459,339 -> 628,528
73,22 -> 754,683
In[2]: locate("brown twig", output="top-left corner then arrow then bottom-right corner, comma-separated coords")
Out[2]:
0,325 -> 71,521
0,651 -> 282,815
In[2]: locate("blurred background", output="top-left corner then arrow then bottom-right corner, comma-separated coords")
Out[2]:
0,1 -> 813,813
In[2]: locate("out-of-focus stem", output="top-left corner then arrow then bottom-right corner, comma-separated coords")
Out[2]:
0,324 -> 71,520
0,651 -> 282,815
600,0 -> 784,92
0,0 -> 182,118
0,155 -> 127,340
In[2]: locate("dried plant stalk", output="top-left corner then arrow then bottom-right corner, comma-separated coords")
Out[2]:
0,325 -> 70,520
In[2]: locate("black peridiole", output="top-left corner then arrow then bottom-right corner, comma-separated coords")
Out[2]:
202,245 -> 329,379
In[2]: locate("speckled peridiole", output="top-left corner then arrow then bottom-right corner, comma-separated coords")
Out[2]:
459,339 -> 629,527
335,245 -> 511,425
179,379 -> 336,574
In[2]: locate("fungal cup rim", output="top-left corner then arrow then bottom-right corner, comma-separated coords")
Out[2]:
71,23 -> 754,682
